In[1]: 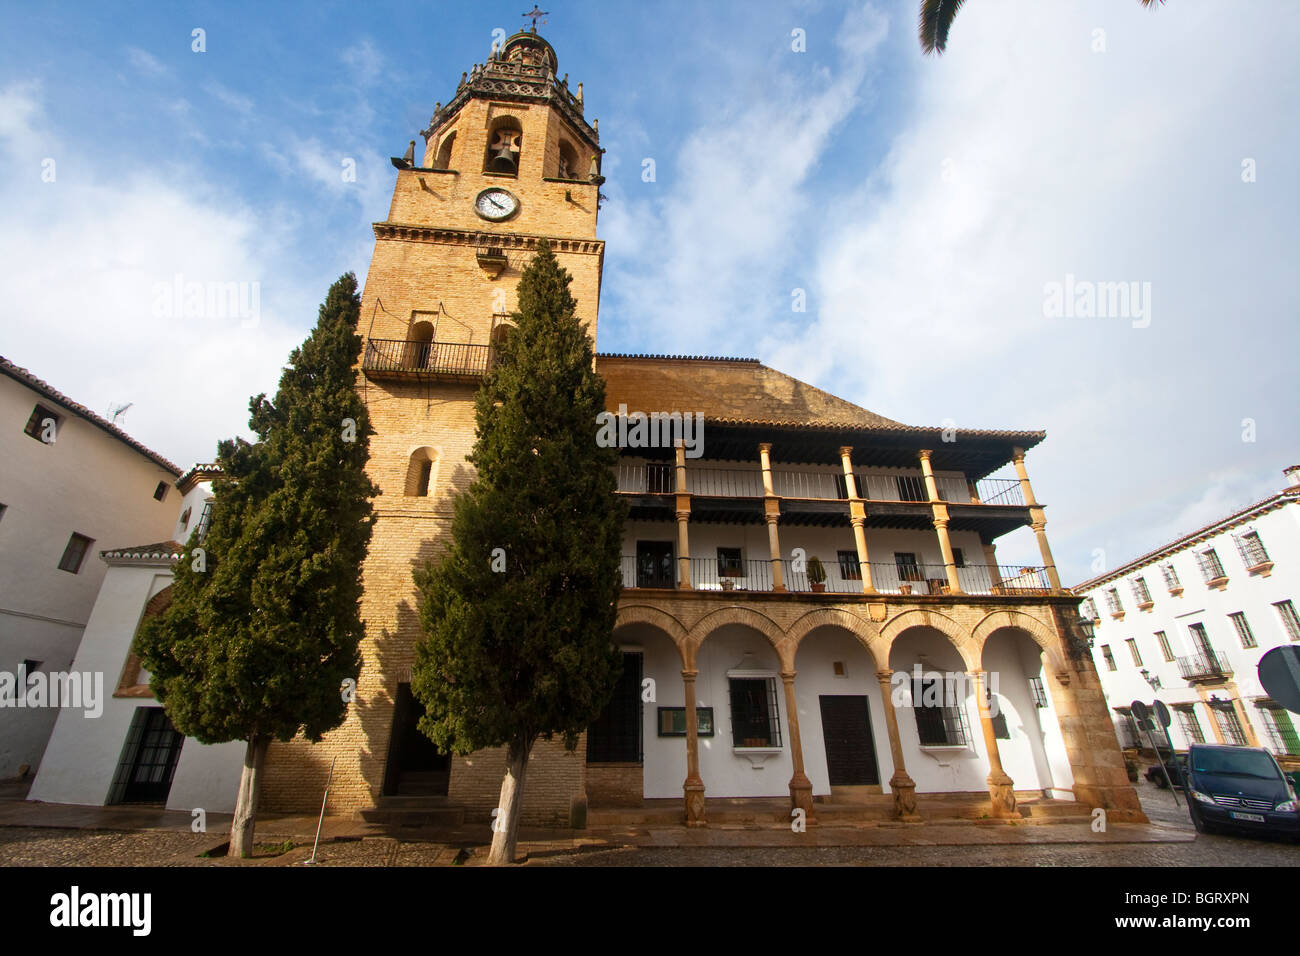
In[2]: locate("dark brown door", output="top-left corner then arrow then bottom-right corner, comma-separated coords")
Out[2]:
819,695 -> 879,786
636,541 -> 674,589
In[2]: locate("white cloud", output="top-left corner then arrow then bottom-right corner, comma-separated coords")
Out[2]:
126,46 -> 166,77
0,81 -> 308,469
341,38 -> 384,87
203,80 -> 254,116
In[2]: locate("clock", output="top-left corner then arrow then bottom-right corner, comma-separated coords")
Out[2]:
474,187 -> 519,221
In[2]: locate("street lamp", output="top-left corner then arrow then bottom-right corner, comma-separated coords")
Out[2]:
1140,668 -> 1162,691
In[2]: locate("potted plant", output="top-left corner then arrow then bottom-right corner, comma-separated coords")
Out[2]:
808,556 -> 827,592
899,584 -> 912,595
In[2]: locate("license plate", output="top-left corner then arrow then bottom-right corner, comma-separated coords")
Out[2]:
1229,811 -> 1265,823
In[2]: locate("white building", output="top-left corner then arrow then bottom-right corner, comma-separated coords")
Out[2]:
29,466 -> 246,812
0,357 -> 182,778
1075,466 -> 1300,770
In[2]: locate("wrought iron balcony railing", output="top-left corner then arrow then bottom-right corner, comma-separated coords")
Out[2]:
614,464 -> 1025,507
1176,651 -> 1230,681
362,339 -> 495,378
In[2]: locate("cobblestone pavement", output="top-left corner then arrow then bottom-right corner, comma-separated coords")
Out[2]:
1,777 -> 1295,866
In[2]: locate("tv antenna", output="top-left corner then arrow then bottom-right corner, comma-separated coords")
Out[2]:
108,402 -> 133,425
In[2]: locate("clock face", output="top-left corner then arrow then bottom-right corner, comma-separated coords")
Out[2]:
475,188 -> 519,221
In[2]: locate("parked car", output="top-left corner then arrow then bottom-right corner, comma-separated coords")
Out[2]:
1185,743 -> 1300,839
1145,752 -> 1186,788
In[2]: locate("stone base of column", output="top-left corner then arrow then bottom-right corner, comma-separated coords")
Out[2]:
789,773 -> 816,825
1072,784 -> 1150,824
684,779 -> 707,827
890,772 -> 922,822
987,770 -> 1021,819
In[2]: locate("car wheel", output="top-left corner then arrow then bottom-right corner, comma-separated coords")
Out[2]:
1190,808 -> 1212,834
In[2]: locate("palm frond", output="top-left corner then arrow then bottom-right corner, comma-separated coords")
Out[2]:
919,0 -> 966,55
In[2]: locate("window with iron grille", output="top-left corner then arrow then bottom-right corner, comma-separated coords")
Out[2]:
1101,645 -> 1116,671
1081,597 -> 1099,620
1125,638 -> 1143,667
837,550 -> 861,580
195,501 -> 213,542
57,533 -> 93,573
1257,704 -> 1300,757
1130,577 -> 1152,605
1197,548 -> 1226,583
717,547 -> 743,578
1228,612 -> 1257,649
1161,562 -> 1181,590
1234,530 -> 1270,569
728,677 -> 782,747
1175,706 -> 1205,745
23,403 -> 60,442
1104,588 -> 1123,614
895,552 -> 922,582
1274,600 -> 1300,642
1211,701 -> 1248,746
1028,677 -> 1049,708
911,676 -> 970,746
1113,708 -> 1142,749
1154,630 -> 1174,662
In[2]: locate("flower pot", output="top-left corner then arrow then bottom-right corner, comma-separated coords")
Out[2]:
899,584 -> 913,595
810,582 -> 826,593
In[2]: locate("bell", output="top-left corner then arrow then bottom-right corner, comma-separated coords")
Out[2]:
488,143 -> 517,173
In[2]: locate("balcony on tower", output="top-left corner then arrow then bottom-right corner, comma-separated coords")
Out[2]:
361,337 -> 496,382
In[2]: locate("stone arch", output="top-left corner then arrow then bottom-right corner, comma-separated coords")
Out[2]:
683,606 -> 786,668
484,115 -> 523,175
434,130 -> 456,170
615,604 -> 688,647
972,609 -> 1068,675
404,446 -> 440,497
785,607 -> 883,664
879,608 -> 973,669
557,139 -> 580,180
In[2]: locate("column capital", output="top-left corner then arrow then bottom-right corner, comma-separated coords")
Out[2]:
933,516 -> 949,529
676,509 -> 691,522
780,670 -> 796,682
850,515 -> 865,529
764,513 -> 779,526
875,668 -> 894,682
758,442 -> 772,454
1011,446 -> 1026,463
918,448 -> 933,461
837,445 -> 854,458
680,668 -> 698,681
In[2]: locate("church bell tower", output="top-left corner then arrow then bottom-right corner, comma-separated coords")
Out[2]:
261,26 -> 607,819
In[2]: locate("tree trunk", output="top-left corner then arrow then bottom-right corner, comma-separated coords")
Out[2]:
229,734 -> 270,859
487,736 -> 534,865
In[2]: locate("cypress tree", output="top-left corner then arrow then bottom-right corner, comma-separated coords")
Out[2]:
412,240 -> 626,865
137,273 -> 377,858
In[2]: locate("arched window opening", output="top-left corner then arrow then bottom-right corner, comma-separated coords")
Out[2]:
485,118 -> 522,176
405,447 -> 439,498
404,320 -> 435,369
434,131 -> 456,170
557,140 -> 580,181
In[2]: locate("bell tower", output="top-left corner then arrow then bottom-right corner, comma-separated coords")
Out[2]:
261,26 -> 607,817
361,26 -> 605,353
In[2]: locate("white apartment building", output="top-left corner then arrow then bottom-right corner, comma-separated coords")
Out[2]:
30,466 -> 245,812
1076,466 -> 1300,771
0,357 -> 182,778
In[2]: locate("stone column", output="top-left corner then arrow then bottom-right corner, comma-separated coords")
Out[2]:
919,450 -> 962,594
841,446 -> 876,593
760,444 -> 785,591
970,670 -> 1019,818
1012,447 -> 1062,590
781,671 -> 815,822
675,441 -> 692,589
875,669 -> 921,821
682,668 -> 706,826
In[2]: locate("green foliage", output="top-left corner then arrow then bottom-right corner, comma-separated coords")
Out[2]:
136,273 -> 378,745
412,239 -> 627,755
807,555 -> 827,584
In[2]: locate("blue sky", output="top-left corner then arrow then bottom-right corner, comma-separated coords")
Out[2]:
2,0 -> 1297,584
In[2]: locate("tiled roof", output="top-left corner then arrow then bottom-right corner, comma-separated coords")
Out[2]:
594,352 -> 1044,444
101,540 -> 185,566
178,463 -> 223,494
0,356 -> 182,476
1073,484 -> 1300,592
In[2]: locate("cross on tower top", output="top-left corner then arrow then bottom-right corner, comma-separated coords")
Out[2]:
523,5 -> 548,32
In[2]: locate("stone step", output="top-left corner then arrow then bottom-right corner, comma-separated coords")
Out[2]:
354,805 -> 466,827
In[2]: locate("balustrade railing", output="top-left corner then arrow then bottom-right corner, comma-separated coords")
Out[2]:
362,339 -> 494,376
1176,651 -> 1229,680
